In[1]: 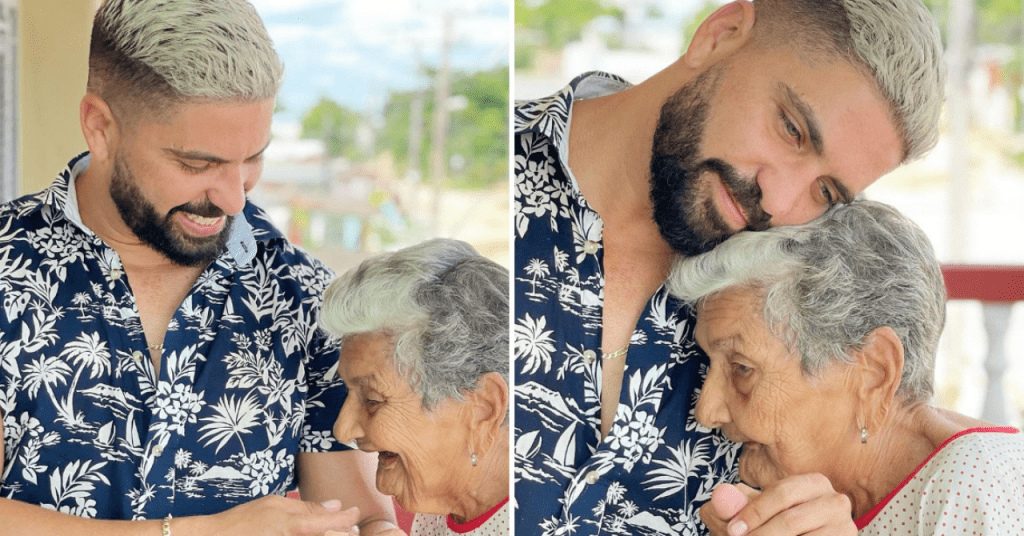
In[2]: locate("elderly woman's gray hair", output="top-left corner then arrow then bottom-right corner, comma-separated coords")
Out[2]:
667,200 -> 945,402
320,238 -> 509,410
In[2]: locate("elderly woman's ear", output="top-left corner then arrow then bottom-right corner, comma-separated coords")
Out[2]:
851,326 -> 906,433
467,372 -> 509,456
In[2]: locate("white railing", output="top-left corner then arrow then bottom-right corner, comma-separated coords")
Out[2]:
942,265 -> 1024,425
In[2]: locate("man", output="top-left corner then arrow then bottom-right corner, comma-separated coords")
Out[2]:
0,1 -> 400,534
513,0 -> 944,534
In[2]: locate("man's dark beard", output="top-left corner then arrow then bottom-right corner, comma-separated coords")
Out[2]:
109,154 -> 233,267
649,66 -> 771,257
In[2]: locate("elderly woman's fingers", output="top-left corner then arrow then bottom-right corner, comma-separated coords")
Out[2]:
700,500 -> 732,536
713,483 -> 757,518
701,483 -> 758,535
726,473 -> 852,536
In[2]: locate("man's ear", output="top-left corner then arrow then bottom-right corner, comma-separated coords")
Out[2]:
80,93 -> 120,162
853,326 -> 905,431
684,0 -> 755,69
467,372 -> 509,457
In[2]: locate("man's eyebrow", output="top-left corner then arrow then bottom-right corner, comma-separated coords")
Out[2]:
779,83 -> 824,155
163,140 -> 271,164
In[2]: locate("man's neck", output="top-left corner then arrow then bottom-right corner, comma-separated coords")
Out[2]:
566,58 -> 696,231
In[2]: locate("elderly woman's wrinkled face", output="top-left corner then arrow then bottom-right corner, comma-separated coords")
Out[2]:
333,332 -> 471,515
694,287 -> 858,490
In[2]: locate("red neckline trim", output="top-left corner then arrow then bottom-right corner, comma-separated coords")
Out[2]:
854,426 -> 1018,529
446,496 -> 509,534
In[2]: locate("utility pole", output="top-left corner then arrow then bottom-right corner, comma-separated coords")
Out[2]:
428,11 -> 453,236
947,0 -> 973,262
407,47 -> 425,183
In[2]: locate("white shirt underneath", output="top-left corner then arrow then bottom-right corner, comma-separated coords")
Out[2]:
411,498 -> 509,536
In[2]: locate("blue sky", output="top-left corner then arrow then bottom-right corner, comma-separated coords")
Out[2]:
250,0 -> 511,121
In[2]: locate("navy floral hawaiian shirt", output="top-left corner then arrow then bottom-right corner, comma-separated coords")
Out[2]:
513,73 -> 740,536
0,153 -> 347,520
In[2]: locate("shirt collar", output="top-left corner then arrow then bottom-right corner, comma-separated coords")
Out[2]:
516,71 -> 632,157
50,152 -> 270,267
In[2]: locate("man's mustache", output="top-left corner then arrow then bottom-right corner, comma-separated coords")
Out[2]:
697,158 -> 771,232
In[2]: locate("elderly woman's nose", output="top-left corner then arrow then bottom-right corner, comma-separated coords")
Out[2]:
332,397 -> 363,444
695,366 -> 730,429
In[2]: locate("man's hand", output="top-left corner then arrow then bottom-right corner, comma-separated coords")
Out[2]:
179,495 -> 361,536
699,474 -> 856,536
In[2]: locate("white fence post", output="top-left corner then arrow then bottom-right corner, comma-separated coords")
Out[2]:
981,303 -> 1012,425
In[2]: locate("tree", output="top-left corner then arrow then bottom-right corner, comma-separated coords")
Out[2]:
377,66 -> 509,189
515,0 -> 624,49
300,98 -> 365,160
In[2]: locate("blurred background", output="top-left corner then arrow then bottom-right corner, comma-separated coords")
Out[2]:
515,0 -> 1024,428
9,0 -> 510,273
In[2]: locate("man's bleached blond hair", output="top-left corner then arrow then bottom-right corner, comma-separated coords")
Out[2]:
88,0 -> 282,123
752,0 -> 945,162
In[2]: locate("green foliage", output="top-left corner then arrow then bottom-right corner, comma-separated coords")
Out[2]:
377,66 -> 509,189
515,0 -> 623,49
918,0 -> 1022,45
300,97 -> 365,159
515,41 -> 538,69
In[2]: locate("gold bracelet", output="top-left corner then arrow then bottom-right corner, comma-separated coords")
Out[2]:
161,514 -> 172,536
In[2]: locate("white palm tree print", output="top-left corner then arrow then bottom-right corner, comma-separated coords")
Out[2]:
525,258 -> 550,296
59,332 -> 112,422
515,313 -> 556,375
198,393 -> 264,455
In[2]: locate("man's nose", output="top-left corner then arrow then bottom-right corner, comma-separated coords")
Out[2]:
755,160 -> 827,226
207,163 -> 257,216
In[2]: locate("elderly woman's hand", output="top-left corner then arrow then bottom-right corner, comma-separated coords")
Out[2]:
700,474 -> 856,536
324,519 -> 407,536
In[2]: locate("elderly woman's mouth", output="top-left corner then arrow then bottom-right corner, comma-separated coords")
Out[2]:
378,451 -> 401,467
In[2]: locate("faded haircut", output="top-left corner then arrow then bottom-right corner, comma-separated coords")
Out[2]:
667,200 -> 945,403
320,239 -> 509,415
88,0 -> 282,125
751,0 -> 945,162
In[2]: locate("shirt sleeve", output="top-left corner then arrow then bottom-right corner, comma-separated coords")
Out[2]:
299,326 -> 350,453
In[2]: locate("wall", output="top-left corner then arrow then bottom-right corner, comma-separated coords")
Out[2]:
19,0 -> 94,195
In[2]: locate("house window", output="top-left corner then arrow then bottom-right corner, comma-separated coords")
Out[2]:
0,0 -> 16,204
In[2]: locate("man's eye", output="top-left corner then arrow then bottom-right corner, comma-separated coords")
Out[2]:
819,181 -> 836,206
782,113 -> 802,143
179,161 -> 208,174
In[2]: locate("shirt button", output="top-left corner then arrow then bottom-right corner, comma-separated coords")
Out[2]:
585,470 -> 600,485
582,349 -> 596,364
110,268 -> 123,280
153,445 -> 164,457
132,351 -> 144,363
583,240 -> 599,255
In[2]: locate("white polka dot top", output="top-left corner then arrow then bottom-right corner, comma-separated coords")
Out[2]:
856,427 -> 1024,535
411,497 -> 509,536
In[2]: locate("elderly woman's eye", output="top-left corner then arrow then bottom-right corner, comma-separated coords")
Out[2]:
363,397 -> 384,409
731,363 -> 753,376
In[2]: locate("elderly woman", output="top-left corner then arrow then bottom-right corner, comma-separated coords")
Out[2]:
320,238 -> 509,536
667,200 -> 1024,536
